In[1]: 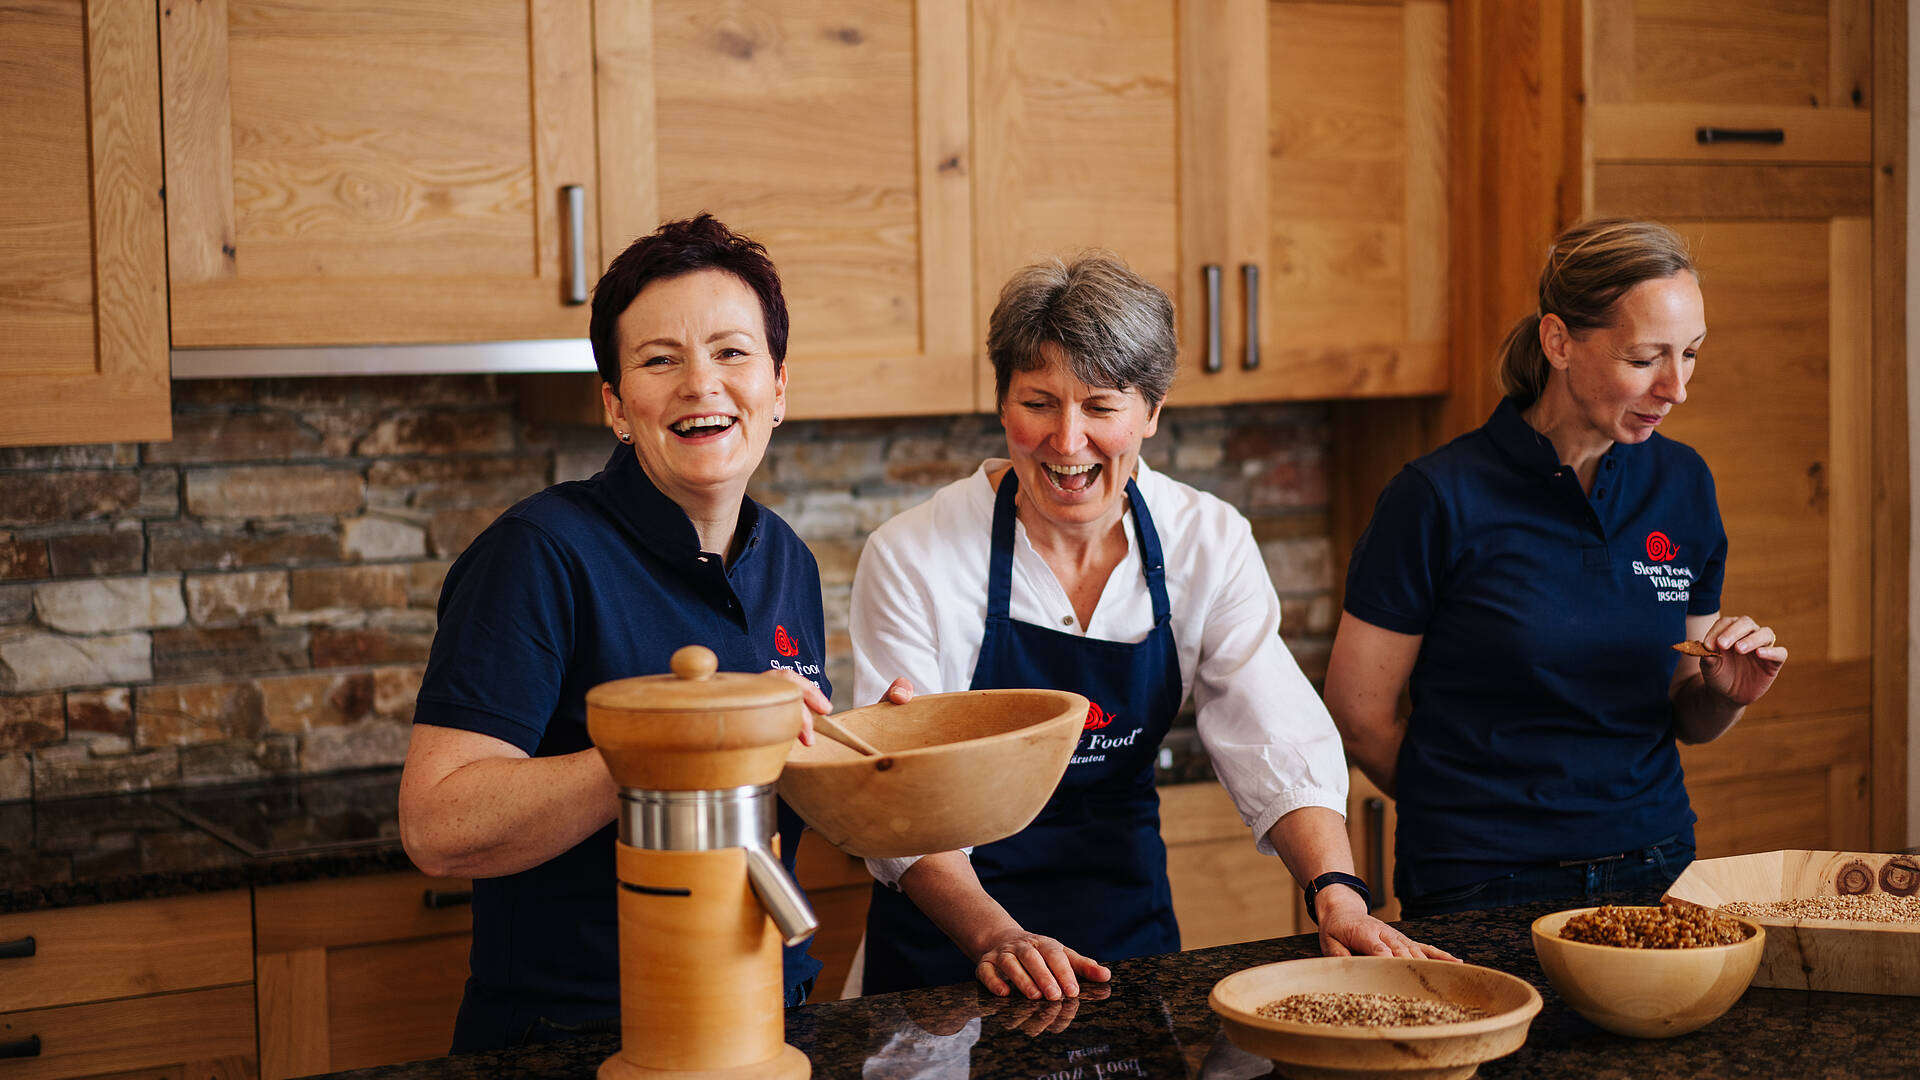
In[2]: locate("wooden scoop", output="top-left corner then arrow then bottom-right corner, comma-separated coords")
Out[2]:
813,714 -> 885,758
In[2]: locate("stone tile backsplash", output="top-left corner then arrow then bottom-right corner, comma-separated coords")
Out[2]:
0,376 -> 1335,801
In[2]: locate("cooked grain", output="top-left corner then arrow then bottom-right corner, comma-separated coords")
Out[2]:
1558,903 -> 1751,948
1255,992 -> 1486,1027
1721,894 -> 1920,923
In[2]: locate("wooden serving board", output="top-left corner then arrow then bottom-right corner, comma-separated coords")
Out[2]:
1663,850 -> 1920,996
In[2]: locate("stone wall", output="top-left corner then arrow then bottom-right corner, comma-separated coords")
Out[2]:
0,377 -> 1334,801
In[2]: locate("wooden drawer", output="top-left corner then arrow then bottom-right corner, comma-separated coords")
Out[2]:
0,892 -> 253,1013
255,870 -> 471,953
0,984 -> 255,1080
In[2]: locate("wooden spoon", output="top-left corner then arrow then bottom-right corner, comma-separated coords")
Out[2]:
813,714 -> 885,758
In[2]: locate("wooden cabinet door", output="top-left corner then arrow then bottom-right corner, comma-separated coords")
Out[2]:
1177,0 -> 1449,406
1160,781 -> 1301,948
1588,169 -> 1876,857
592,0 -> 974,420
255,871 -> 472,1080
1582,0 -> 1871,165
0,0 -> 169,447
160,0 -> 598,347
969,0 -> 1181,407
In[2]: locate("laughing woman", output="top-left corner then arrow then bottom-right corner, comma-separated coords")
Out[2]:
398,215 -> 850,1050
849,252 -> 1454,1000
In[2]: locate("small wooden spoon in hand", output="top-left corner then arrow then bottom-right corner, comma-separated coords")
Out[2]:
1671,640 -> 1719,657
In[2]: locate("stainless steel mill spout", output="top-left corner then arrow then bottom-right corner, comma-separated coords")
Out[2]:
618,784 -> 819,945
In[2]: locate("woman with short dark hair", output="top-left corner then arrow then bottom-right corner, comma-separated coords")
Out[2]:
398,214 -> 893,1050
851,252 -> 1452,1000
1325,218 -> 1788,919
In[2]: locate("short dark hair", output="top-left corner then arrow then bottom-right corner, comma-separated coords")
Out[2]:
589,213 -> 789,387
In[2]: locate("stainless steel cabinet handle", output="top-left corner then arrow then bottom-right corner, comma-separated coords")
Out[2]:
422,888 -> 473,910
564,185 -> 588,305
0,935 -> 33,959
0,1036 -> 40,1059
1203,264 -> 1223,374
1241,263 -> 1260,371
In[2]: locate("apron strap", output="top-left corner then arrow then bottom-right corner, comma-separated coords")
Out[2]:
1125,476 -> 1171,626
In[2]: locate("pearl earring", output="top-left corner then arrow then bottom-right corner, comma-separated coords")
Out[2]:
618,430 -> 632,443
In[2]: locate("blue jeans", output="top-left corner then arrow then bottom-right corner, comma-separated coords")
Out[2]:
1398,836 -> 1694,919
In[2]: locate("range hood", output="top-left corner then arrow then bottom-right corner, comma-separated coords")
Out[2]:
169,339 -> 601,379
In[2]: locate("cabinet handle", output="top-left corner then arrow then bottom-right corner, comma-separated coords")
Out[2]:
564,185 -> 588,305
422,888 -> 474,910
0,1036 -> 39,1059
1241,263 -> 1260,371
1695,127 -> 1784,145
1364,797 -> 1387,911
0,935 -> 33,959
1203,264 -> 1223,374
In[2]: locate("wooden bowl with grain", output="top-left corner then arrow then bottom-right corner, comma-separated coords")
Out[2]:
1208,956 -> 1542,1080
778,688 -> 1087,858
1530,906 -> 1764,1038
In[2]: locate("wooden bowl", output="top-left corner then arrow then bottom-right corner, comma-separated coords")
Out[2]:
1530,907 -> 1764,1038
778,688 -> 1087,858
1208,957 -> 1542,1080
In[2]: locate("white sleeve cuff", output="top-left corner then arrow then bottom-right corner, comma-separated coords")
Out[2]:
863,847 -> 974,889
1247,786 -> 1349,857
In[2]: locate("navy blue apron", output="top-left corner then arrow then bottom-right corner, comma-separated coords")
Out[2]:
862,471 -> 1185,994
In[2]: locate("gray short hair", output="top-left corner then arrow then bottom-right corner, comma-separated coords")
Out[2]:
988,252 -> 1177,411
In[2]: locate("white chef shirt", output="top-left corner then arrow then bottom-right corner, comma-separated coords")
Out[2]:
851,459 -> 1349,886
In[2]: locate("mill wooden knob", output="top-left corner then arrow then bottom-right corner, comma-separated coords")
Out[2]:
587,644 -> 803,791
672,645 -> 720,681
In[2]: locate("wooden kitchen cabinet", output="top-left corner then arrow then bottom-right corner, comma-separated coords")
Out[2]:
253,870 -> 473,1079
1160,780 -> 1300,948
970,0 -> 1448,411
0,891 -> 256,1080
159,0 -> 599,347
591,0 -> 976,420
794,829 -> 873,1002
0,0 -> 169,448
1574,0 -> 1895,858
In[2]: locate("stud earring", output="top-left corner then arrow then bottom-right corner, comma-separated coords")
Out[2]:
617,430 -> 632,443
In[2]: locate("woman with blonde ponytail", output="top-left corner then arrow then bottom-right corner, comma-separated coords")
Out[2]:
1323,218 -> 1788,918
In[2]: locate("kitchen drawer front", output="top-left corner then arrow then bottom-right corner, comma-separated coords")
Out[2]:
0,892 -> 252,1013
0,983 -> 255,1080
255,870 -> 472,954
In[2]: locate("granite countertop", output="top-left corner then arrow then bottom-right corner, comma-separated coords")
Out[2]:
297,887 -> 1920,1080
0,767 -> 415,913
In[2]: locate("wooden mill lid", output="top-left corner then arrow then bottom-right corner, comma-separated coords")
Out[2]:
586,645 -> 803,791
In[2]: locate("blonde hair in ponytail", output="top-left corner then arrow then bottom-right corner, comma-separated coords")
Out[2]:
1498,218 -> 1698,407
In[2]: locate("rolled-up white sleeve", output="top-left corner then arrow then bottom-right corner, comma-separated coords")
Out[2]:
1188,514 -> 1349,855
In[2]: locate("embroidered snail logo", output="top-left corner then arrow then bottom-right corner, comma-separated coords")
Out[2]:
773,625 -> 799,657
1084,701 -> 1114,731
1645,531 -> 1677,562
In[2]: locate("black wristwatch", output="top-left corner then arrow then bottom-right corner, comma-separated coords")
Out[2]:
1302,871 -> 1372,924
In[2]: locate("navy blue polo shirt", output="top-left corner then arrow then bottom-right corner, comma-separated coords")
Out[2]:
1343,399 -> 1726,898
414,445 -> 829,1051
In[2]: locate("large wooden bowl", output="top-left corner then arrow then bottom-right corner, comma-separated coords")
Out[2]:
1530,907 -> 1764,1038
778,688 -> 1087,858
1209,957 -> 1542,1080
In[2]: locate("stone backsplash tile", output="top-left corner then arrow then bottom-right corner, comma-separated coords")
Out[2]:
0,377 -> 1337,799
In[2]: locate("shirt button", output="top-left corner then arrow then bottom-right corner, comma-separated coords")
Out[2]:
1596,487 -> 1606,498
1604,459 -> 1616,470
1061,616 -> 1074,626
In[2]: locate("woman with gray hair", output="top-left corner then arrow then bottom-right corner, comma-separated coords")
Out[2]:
849,252 -> 1453,999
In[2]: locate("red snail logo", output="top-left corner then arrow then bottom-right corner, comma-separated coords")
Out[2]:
1083,701 -> 1114,731
773,625 -> 799,657
1645,531 -> 1678,562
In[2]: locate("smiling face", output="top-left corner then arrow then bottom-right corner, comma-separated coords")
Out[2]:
600,269 -> 786,516
1000,343 -> 1161,535
1549,271 -> 1706,445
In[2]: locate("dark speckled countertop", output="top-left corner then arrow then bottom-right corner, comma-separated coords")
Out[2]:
296,887 -> 1920,1080
0,767 -> 415,913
